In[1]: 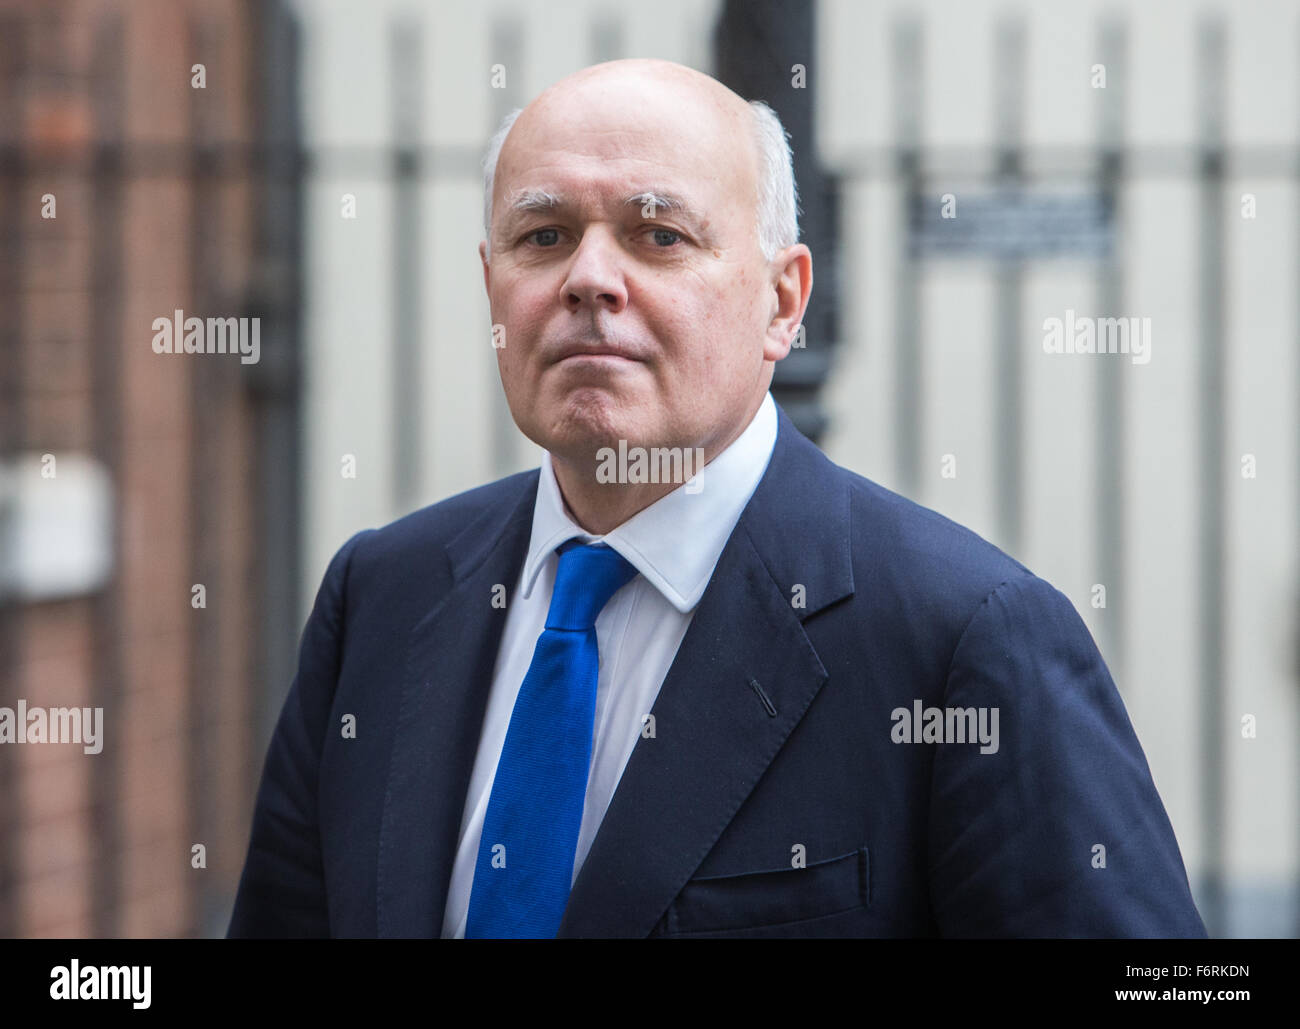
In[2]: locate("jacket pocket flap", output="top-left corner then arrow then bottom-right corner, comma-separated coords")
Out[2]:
668,846 -> 869,934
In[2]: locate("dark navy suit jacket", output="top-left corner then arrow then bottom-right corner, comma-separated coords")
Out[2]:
228,402 -> 1207,938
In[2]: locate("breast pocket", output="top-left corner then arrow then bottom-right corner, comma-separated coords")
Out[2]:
662,846 -> 870,935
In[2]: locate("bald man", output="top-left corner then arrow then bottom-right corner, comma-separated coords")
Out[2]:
228,60 -> 1206,939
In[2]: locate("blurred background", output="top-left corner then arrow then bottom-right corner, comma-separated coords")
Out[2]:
0,0 -> 1295,938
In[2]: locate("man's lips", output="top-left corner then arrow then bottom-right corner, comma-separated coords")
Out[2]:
553,346 -> 644,364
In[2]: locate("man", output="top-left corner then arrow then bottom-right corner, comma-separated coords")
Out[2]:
228,59 -> 1206,938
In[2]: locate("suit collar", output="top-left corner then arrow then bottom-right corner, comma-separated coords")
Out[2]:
726,400 -> 855,620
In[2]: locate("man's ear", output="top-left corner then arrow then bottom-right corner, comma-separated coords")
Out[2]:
763,243 -> 813,362
479,240 -> 490,296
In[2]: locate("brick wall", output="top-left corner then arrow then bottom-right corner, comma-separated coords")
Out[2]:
1,0 -> 264,938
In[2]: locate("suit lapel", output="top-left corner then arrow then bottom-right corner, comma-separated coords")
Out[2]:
376,473 -> 538,937
557,407 -> 855,938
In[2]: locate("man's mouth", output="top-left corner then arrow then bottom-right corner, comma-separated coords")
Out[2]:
554,345 -> 643,364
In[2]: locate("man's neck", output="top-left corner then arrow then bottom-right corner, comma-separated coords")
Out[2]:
550,470 -> 680,536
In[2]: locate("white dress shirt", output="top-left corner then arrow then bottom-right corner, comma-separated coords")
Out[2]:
440,390 -> 779,937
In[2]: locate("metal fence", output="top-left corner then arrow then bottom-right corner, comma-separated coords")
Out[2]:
824,16 -> 1300,937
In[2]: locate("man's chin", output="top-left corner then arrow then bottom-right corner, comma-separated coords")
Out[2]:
527,403 -> 650,470
545,389 -> 637,439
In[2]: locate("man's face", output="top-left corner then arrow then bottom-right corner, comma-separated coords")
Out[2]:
481,66 -> 801,472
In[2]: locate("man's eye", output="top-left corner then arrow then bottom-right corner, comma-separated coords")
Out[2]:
648,228 -> 682,247
527,228 -> 561,247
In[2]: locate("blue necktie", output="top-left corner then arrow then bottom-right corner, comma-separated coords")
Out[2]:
465,541 -> 638,938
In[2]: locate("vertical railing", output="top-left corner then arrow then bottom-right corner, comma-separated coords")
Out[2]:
87,12 -> 126,938
1094,20 -> 1128,676
390,21 -> 423,513
187,10 -> 227,939
1295,16 -> 1300,944
487,18 -> 525,478
892,17 -> 922,499
590,13 -> 624,61
992,18 -> 1026,555
0,8 -> 25,940
713,0 -> 840,442
248,0 -> 304,761
1195,18 -> 1228,938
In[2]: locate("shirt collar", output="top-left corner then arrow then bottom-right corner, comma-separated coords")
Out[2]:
520,390 -> 778,613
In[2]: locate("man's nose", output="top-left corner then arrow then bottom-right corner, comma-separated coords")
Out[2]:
560,227 -> 628,313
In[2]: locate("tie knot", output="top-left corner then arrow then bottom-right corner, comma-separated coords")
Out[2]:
545,542 -> 638,631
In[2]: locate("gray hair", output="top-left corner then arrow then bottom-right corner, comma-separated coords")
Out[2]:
481,99 -> 799,262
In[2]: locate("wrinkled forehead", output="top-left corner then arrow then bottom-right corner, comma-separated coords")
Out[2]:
497,72 -> 758,228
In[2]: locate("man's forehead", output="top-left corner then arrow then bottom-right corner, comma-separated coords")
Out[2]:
500,114 -> 729,187
500,71 -> 755,195
496,130 -> 746,226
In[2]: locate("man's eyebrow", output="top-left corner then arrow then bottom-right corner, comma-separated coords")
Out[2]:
622,191 -> 704,223
505,188 -> 565,217
503,188 -> 706,225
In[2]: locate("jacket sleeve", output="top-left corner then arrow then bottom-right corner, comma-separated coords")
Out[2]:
226,530 -> 371,938
926,575 -> 1208,938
